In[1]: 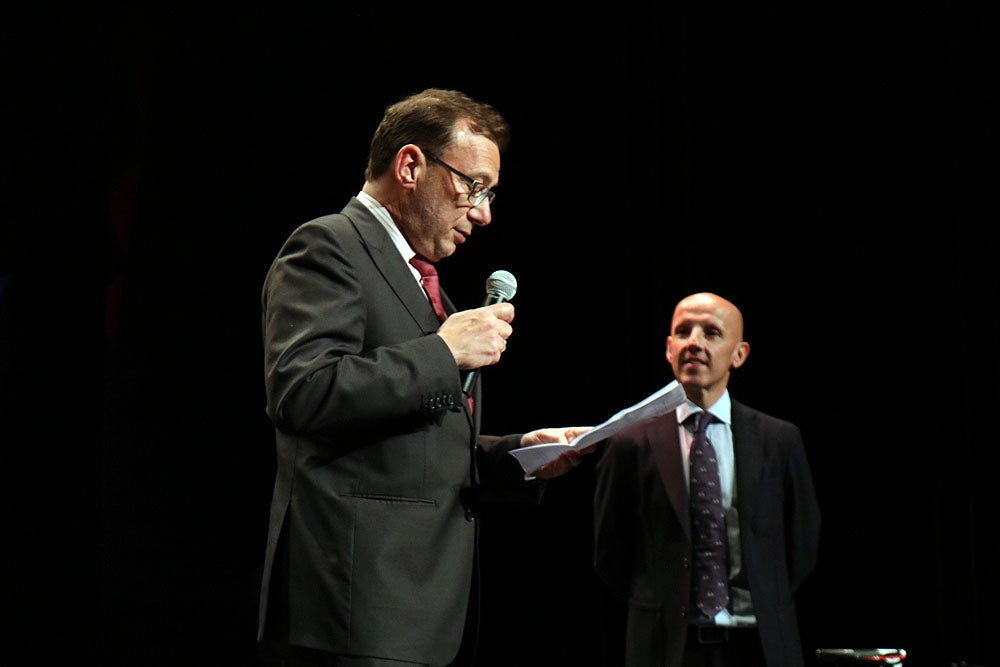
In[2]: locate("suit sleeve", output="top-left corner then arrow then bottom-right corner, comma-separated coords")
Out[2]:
784,425 -> 821,591
262,218 -> 460,437
474,434 -> 546,503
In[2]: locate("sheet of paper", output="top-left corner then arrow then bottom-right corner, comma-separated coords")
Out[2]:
509,380 -> 686,475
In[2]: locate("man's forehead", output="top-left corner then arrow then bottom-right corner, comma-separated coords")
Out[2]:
677,304 -> 723,319
673,307 -> 727,328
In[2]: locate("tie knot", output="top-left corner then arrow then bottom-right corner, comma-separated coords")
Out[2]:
409,255 -> 447,323
694,412 -> 715,436
409,256 -> 438,278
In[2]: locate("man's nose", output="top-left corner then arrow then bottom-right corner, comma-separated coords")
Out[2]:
469,200 -> 492,226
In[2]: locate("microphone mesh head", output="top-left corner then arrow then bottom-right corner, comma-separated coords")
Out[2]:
486,270 -> 517,301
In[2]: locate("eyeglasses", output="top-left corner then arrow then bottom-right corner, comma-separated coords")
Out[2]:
424,151 -> 496,208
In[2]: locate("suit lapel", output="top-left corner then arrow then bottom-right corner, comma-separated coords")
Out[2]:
647,412 -> 692,541
342,198 -> 475,429
341,198 -> 442,333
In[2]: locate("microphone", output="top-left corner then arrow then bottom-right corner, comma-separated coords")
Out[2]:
462,270 -> 518,395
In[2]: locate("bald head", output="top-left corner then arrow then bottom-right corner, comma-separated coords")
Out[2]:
667,292 -> 749,408
673,292 -> 744,340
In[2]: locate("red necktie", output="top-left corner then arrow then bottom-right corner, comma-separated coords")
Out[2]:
409,256 -> 475,413
409,256 -> 447,322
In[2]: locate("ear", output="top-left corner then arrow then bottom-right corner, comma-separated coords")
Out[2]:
665,335 -> 674,364
394,144 -> 423,189
730,341 -> 750,369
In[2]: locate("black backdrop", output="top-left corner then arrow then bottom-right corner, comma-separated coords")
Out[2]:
4,5 -> 996,666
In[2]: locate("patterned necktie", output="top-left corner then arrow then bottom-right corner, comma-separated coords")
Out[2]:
689,411 -> 729,618
409,256 -> 447,322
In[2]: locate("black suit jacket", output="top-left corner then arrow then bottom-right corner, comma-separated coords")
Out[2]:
593,400 -> 820,667
257,198 -> 543,663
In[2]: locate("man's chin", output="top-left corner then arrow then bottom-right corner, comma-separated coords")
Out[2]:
680,375 -> 706,389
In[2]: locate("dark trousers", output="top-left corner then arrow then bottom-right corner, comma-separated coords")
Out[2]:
682,625 -> 766,667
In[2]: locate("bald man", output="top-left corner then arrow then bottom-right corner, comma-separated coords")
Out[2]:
593,293 -> 821,667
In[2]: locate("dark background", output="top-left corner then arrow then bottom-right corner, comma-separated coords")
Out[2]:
4,5 -> 996,666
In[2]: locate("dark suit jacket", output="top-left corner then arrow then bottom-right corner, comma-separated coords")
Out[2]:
257,198 -> 543,664
593,400 -> 820,667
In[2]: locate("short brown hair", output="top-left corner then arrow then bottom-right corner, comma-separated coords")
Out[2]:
365,88 -> 511,181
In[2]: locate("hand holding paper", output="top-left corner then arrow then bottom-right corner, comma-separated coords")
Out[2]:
520,426 -> 594,478
509,381 -> 687,475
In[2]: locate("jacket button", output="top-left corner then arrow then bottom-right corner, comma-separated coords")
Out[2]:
465,508 -> 476,522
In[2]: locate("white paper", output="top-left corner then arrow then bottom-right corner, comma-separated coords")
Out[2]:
509,380 -> 686,475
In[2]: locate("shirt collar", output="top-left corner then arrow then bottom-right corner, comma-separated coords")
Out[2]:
356,191 -> 415,262
676,389 -> 733,427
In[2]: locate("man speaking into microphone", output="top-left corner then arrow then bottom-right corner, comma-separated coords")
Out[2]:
257,88 -> 593,667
